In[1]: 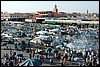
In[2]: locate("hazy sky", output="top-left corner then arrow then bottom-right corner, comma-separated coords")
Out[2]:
1,1 -> 99,13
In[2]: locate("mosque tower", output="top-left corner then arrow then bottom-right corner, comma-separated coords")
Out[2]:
87,9 -> 89,14
53,4 -> 58,14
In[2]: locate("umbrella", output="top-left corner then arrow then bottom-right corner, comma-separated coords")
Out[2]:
94,24 -> 99,27
19,59 -> 42,66
88,24 -> 94,27
51,49 -> 58,53
45,47 -> 52,53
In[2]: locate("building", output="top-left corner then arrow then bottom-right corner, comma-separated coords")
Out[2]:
1,12 -> 34,21
10,13 -> 33,19
33,4 -> 59,18
1,12 -> 10,20
33,4 -> 83,18
35,11 -> 53,16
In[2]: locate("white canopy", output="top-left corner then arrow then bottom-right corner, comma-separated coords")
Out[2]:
49,29 -> 59,32
66,43 -> 75,49
3,35 -> 13,38
36,31 -> 48,35
38,35 -> 50,40
1,33 -> 8,36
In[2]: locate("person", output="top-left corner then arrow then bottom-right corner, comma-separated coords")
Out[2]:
57,53 -> 61,59
22,41 -> 26,51
61,59 -> 63,66
50,58 -> 53,65
54,53 -> 57,58
46,53 -> 48,58
73,48 -> 76,54
32,50 -> 35,58
79,62 -> 82,66
10,47 -> 12,56
36,55 -> 39,59
82,50 -> 86,60
9,54 -> 15,60
28,42 -> 30,48
71,56 -> 74,61
88,62 -> 92,66
13,56 -> 17,65
29,49 -> 32,59
96,57 -> 99,66
47,51 -> 50,58
92,56 -> 97,66
60,55 -> 64,66
15,42 -> 17,50
82,62 -> 85,66
9,60 -> 14,66
34,55 -> 37,59
40,55 -> 44,62
63,58 -> 66,66
61,55 -> 64,60
13,51 -> 16,56
4,57 -> 9,66
16,58 -> 22,66
4,53 -> 9,60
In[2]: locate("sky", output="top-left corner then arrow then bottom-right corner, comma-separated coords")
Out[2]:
1,1 -> 99,13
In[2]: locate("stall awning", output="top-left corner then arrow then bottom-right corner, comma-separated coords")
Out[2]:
52,21 -> 57,25
65,22 -> 72,24
88,24 -> 94,27
94,24 -> 99,27
46,21 -> 52,24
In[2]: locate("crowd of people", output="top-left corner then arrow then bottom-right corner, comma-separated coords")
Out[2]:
1,21 -> 99,66
1,51 -> 24,66
1,40 -> 99,66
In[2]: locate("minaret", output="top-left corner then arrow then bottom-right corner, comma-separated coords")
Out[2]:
87,9 -> 88,14
53,4 -> 58,14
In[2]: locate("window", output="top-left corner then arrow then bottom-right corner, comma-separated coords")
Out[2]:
5,16 -> 8,17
